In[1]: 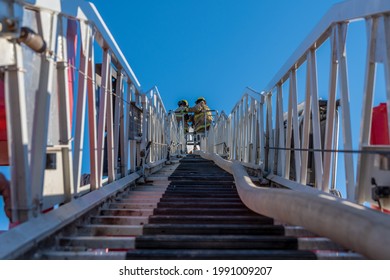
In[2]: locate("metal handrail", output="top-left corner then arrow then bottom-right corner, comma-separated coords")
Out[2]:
20,0 -> 141,92
207,0 -> 390,211
265,0 -> 390,92
0,0 -> 183,225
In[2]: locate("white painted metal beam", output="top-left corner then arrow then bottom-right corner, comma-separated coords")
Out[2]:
265,0 -> 390,92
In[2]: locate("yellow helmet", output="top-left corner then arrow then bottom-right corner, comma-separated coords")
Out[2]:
195,97 -> 206,104
178,99 -> 188,107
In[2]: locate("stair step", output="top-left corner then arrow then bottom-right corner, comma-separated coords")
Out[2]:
167,184 -> 236,191
160,197 -> 241,201
123,190 -> 165,198
168,182 -> 234,186
110,202 -> 158,209
37,251 -> 127,260
143,224 -> 285,235
101,209 -> 154,216
168,176 -> 233,181
126,249 -> 317,260
166,188 -> 237,193
78,224 -> 143,236
152,208 -> 257,216
135,235 -> 298,249
162,193 -> 239,198
130,186 -> 168,191
157,202 -> 247,208
113,197 -> 161,203
284,226 -> 318,237
315,251 -> 365,260
91,216 -> 149,225
298,237 -> 346,251
59,236 -> 136,249
148,215 -> 273,224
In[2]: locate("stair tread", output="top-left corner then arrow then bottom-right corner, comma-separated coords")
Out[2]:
126,249 -> 317,260
157,202 -> 246,208
143,224 -> 284,235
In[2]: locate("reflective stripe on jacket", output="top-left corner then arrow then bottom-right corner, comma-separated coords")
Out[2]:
187,101 -> 212,133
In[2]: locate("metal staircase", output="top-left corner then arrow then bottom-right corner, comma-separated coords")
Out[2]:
127,155 -> 318,260
29,155 -> 363,260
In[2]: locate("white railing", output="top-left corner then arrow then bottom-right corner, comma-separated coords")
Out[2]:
207,0 -> 390,211
142,86 -> 171,166
207,111 -> 230,156
0,0 -> 182,224
166,110 -> 184,157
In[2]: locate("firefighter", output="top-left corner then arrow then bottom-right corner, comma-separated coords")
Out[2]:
175,99 -> 191,133
187,97 -> 212,133
0,173 -> 11,222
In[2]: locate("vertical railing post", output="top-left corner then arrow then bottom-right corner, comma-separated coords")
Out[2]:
4,39 -> 32,223
265,93 -> 274,173
73,21 -> 91,193
120,82 -> 132,176
250,98 -> 257,164
285,79 -> 293,179
275,84 -> 285,176
106,63 -> 115,182
87,31 -> 98,191
322,26 -> 339,193
30,11 -> 58,214
356,18 -> 378,203
300,54 -> 312,185
336,23 -> 355,199
259,94 -> 265,166
113,69 -> 123,178
244,95 -> 249,162
231,110 -> 236,160
97,48 -> 111,187
57,16 -> 74,200
308,49 -> 324,191
238,100 -> 243,161
291,69 -> 301,182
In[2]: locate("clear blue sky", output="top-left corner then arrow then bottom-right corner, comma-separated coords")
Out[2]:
92,0 -> 343,113
3,0 -> 382,230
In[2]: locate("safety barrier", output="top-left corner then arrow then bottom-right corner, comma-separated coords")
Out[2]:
208,0 -> 390,211
0,0 -> 182,224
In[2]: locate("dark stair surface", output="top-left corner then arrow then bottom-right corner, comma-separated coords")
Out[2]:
126,154 -> 317,260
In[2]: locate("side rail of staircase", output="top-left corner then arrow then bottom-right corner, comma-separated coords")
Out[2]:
210,0 -> 390,210
0,0 -> 179,225
207,110 -> 230,157
167,109 -> 185,158
142,86 -> 181,172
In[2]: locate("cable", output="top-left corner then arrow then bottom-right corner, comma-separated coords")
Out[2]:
266,146 -> 390,155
